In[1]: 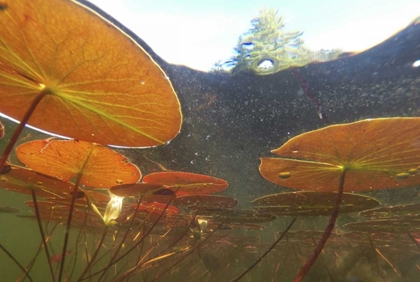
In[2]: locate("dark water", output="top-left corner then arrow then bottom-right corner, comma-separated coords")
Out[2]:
1,1 -> 420,281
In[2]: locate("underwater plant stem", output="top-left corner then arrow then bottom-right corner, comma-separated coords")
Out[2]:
95,199 -> 146,281
294,169 -> 347,282
77,227 -> 109,281
81,194 -> 176,281
368,235 -> 386,281
0,243 -> 33,282
68,210 -> 90,282
117,214 -> 203,280
108,198 -> 143,263
148,228 -> 223,282
0,91 -> 46,172
58,148 -> 94,282
311,237 -> 335,282
408,232 -> 420,249
31,190 -> 57,282
231,218 -> 296,282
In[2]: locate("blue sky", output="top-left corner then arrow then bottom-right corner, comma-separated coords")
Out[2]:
88,0 -> 420,71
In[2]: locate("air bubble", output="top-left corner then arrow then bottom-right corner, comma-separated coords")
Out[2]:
141,80 -> 145,85
408,168 -> 417,174
0,177 -> 7,182
116,179 -> 123,184
278,172 -> 291,179
396,172 -> 410,180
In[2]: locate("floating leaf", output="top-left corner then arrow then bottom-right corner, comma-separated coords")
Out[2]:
260,118 -> 420,192
174,195 -> 239,210
84,191 -> 110,204
16,139 -> 140,187
199,208 -> 276,224
0,0 -> 182,147
0,164 -> 73,197
359,203 -> 420,219
252,192 -> 379,216
142,171 -> 228,196
259,118 -> 420,281
344,219 -> 420,233
109,183 -> 163,197
134,202 -> 179,216
24,196 -> 108,227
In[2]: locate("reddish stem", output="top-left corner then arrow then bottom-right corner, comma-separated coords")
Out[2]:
294,169 -> 347,282
289,68 -> 331,124
0,91 -> 46,171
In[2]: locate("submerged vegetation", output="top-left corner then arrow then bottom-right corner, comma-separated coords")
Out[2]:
0,1 -> 420,282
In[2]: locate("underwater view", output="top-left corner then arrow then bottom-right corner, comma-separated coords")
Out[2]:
1,0 -> 420,281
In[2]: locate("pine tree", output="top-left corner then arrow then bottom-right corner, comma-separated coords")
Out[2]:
227,8 -> 313,75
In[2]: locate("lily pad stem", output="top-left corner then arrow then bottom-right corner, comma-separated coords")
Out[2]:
58,147 -> 94,282
294,169 -> 347,282
31,189 -> 57,282
0,90 -> 47,172
231,217 -> 297,282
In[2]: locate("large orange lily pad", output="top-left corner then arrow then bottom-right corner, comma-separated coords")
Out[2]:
15,139 -> 141,187
0,0 -> 182,147
142,171 -> 228,196
260,118 -> 420,192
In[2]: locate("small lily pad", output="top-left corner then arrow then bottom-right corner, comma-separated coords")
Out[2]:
142,171 -> 228,196
252,191 -> 379,216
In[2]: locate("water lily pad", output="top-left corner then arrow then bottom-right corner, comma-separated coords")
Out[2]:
133,202 -> 179,216
173,195 -> 239,210
199,208 -> 276,224
16,139 -> 141,187
260,118 -> 420,192
109,183 -> 163,197
142,171 -> 228,196
359,203 -> 420,219
0,164 -> 73,197
0,0 -> 182,147
252,191 -> 379,216
344,219 -> 420,233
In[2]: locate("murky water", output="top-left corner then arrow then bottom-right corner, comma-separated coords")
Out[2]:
1,1 -> 420,281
